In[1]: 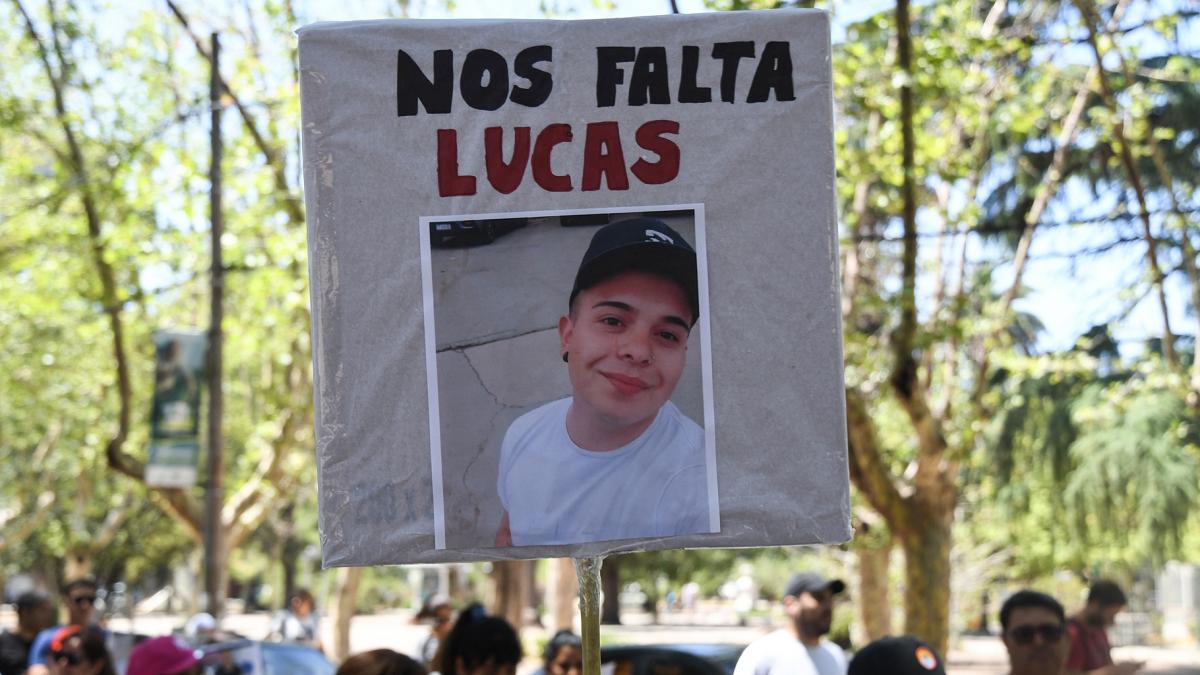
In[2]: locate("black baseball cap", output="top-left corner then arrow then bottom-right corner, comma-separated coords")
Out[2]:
15,590 -> 50,612
847,635 -> 946,675
569,217 -> 699,325
784,572 -> 846,598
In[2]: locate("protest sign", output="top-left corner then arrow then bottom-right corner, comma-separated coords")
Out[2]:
299,9 -> 850,565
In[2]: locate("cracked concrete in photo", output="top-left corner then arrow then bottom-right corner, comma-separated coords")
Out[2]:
430,214 -> 705,550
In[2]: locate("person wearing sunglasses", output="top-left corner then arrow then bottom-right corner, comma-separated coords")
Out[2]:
26,580 -> 102,675
1000,590 -> 1071,675
44,626 -> 114,675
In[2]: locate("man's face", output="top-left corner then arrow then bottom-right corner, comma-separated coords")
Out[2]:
21,601 -> 55,632
786,588 -> 835,638
548,645 -> 583,675
560,271 -> 692,435
65,587 -> 97,626
293,596 -> 314,617
1003,606 -> 1068,675
1097,603 -> 1123,627
433,606 -> 453,638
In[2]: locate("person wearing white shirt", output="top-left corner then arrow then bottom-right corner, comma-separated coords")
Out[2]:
733,572 -> 848,675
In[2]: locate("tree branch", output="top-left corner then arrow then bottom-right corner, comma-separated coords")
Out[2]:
0,492 -> 56,554
13,0 -> 142,484
1073,0 -> 1179,372
845,388 -> 906,529
150,489 -> 204,542
89,495 -> 131,552
164,0 -> 304,225
890,0 -> 919,402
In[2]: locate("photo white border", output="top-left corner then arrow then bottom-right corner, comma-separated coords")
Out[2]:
419,203 -> 719,549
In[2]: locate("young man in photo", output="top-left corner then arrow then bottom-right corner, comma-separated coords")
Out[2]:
494,217 -> 711,547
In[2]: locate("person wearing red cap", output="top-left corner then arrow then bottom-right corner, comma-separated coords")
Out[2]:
125,636 -> 201,675
733,572 -> 848,675
494,217 -> 712,547
45,626 -> 113,675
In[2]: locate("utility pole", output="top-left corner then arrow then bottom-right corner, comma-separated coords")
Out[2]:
205,31 -> 226,619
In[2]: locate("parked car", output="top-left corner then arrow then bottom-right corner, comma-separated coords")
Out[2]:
198,639 -> 336,675
600,644 -> 745,675
559,213 -> 611,227
430,217 -> 526,246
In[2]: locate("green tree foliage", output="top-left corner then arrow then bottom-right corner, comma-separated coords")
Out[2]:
980,339 -> 1199,577
0,0 -> 315,600
833,0 -> 1199,649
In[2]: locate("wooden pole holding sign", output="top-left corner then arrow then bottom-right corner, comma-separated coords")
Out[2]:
204,31 -> 226,619
574,557 -> 604,675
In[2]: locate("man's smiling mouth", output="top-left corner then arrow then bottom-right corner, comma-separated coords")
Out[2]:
601,371 -> 652,395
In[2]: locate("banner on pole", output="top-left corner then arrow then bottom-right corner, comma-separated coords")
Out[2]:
147,330 -> 206,488
299,9 -> 851,565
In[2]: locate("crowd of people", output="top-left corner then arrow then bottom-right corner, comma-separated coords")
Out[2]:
732,572 -> 1143,675
0,573 -> 1143,675
0,576 -> 524,675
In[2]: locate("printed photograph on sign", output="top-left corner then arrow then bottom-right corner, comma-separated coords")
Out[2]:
420,206 -> 719,550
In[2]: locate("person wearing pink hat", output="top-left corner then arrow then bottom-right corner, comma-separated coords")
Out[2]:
125,636 -> 201,675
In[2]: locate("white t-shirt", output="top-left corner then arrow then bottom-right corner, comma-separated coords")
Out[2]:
733,630 -> 847,675
269,610 -> 319,646
498,397 -> 710,546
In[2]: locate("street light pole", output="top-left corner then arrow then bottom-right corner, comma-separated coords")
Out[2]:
205,31 -> 226,619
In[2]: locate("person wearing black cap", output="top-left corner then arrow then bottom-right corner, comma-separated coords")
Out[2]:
733,572 -> 848,675
494,217 -> 711,547
847,635 -> 945,675
0,591 -> 54,675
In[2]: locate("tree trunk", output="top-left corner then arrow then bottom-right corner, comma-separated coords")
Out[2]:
525,561 -> 540,626
547,558 -> 578,631
65,548 -> 93,581
330,566 -> 364,662
901,517 -> 952,653
846,389 -> 956,655
600,557 -> 621,625
282,541 -> 302,608
856,534 -> 893,641
492,560 -> 531,629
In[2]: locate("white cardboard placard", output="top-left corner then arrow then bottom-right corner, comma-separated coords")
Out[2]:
299,9 -> 850,565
